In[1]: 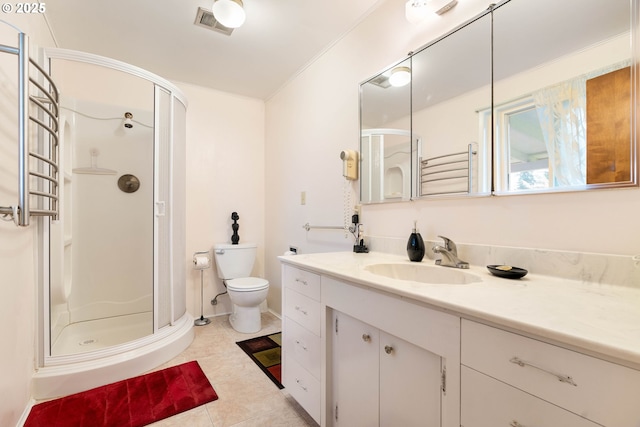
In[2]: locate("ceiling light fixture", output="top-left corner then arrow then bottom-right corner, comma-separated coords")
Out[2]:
405,0 -> 429,24
389,66 -> 411,87
212,0 -> 246,29
405,0 -> 458,24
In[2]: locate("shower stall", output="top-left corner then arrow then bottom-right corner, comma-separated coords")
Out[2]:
33,49 -> 191,399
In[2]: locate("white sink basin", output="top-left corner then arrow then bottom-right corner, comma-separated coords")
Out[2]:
364,263 -> 482,285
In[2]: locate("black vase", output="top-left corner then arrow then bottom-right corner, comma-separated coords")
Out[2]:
407,232 -> 425,262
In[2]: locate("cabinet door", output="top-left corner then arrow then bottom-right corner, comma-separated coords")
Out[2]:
333,312 -> 379,427
380,330 -> 442,427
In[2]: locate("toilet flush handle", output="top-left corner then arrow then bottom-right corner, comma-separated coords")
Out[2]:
215,249 -> 225,255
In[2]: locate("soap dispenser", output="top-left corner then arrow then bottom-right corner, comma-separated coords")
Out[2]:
407,221 -> 425,262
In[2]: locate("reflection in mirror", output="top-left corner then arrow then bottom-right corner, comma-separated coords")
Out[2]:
411,12 -> 492,197
492,0 -> 637,194
361,129 -> 414,201
360,59 -> 413,203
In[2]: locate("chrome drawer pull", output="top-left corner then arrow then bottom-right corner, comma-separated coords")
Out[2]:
362,334 -> 371,342
295,339 -> 308,351
510,357 -> 577,386
384,345 -> 393,354
295,278 -> 308,286
296,379 -> 308,391
294,306 -> 308,315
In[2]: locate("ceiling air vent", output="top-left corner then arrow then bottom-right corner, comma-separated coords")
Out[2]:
369,74 -> 391,89
194,7 -> 234,36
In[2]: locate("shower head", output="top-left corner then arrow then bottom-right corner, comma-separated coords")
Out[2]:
124,112 -> 133,129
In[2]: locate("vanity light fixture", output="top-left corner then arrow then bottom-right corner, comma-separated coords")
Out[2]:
405,0 -> 458,24
389,66 -> 411,87
212,0 -> 246,29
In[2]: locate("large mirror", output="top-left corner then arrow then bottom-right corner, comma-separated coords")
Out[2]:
359,0 -> 637,203
411,12 -> 492,197
360,59 -> 413,203
492,0 -> 637,193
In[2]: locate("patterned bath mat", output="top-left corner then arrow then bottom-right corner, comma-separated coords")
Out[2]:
236,332 -> 283,389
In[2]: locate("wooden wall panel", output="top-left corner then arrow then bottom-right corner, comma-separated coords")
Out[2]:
586,66 -> 631,184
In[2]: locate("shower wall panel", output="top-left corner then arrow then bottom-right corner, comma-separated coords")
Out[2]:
70,100 -> 154,323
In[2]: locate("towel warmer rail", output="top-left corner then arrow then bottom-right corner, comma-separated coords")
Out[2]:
419,143 -> 477,196
0,32 -> 60,226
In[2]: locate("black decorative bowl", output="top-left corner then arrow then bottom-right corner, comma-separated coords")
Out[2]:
487,265 -> 528,279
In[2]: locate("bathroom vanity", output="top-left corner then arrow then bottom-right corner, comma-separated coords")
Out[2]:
280,251 -> 640,427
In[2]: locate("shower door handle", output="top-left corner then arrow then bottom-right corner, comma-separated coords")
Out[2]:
155,201 -> 166,217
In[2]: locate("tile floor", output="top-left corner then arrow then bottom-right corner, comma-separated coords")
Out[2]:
148,312 -> 319,427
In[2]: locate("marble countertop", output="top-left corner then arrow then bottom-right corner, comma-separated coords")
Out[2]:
279,251 -> 640,368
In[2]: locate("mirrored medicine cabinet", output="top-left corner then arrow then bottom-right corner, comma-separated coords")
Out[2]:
359,0 -> 639,204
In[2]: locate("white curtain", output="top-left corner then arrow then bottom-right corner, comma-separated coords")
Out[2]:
532,78 -> 586,187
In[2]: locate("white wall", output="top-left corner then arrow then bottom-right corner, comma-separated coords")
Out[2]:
264,0 -> 640,318
178,82 -> 266,319
0,14 -> 55,427
264,0 -> 495,314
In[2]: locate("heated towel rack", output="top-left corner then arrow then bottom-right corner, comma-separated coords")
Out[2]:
0,32 -> 60,226
420,143 -> 477,196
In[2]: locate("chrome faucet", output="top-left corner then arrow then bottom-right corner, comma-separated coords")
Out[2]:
432,236 -> 469,269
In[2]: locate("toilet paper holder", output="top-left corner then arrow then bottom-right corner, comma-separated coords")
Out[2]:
193,251 -> 211,270
193,250 -> 211,326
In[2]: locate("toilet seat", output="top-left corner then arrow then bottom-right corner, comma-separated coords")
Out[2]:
226,277 -> 269,292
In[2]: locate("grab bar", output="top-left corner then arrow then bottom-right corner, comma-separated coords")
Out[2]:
302,223 -> 345,232
0,32 -> 60,226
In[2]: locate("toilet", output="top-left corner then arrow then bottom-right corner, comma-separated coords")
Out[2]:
213,243 -> 269,333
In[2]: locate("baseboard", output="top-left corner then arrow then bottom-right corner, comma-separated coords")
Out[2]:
16,398 -> 36,427
267,308 -> 281,319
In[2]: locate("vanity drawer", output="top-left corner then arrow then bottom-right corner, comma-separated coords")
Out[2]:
284,288 -> 321,336
283,317 -> 321,379
461,366 -> 599,427
461,319 -> 640,426
283,354 -> 321,424
283,265 -> 321,301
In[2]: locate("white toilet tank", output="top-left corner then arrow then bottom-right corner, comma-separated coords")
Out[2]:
213,243 -> 257,279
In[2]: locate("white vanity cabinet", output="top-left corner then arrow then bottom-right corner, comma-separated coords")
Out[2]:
461,319 -> 640,427
282,265 -> 322,424
324,275 -> 460,427
332,311 -> 442,427
280,252 -> 640,427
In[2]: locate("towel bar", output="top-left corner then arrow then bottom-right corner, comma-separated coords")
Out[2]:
0,31 -> 60,226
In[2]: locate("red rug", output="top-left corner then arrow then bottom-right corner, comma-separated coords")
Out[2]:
24,361 -> 218,427
236,332 -> 283,389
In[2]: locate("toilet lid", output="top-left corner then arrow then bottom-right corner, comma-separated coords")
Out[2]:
226,277 -> 269,292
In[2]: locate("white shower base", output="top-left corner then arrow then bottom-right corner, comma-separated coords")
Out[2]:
33,312 -> 194,399
51,312 -> 153,356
